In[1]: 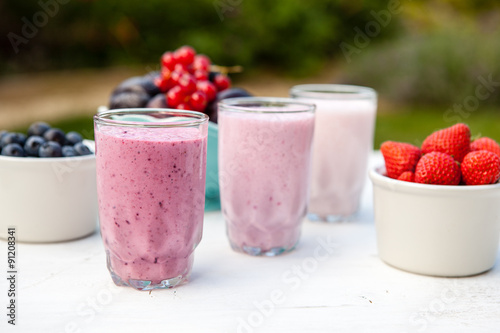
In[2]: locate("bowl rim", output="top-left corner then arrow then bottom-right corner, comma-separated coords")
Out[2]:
0,140 -> 95,164
370,165 -> 500,193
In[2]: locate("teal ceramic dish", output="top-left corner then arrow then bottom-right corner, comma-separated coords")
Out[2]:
205,122 -> 220,211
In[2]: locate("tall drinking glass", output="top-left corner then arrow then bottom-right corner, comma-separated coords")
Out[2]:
94,109 -> 208,290
290,84 -> 377,222
218,98 -> 315,256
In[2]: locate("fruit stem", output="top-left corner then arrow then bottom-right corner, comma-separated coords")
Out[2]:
470,133 -> 482,142
210,65 -> 243,75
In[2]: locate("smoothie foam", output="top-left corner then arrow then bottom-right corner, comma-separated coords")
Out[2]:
95,125 -> 207,287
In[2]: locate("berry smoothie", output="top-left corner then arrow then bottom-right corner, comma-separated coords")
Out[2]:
94,112 -> 207,290
218,100 -> 315,255
291,85 -> 377,221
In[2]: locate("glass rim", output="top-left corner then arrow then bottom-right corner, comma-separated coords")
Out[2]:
290,84 -> 377,100
218,97 -> 315,114
94,108 -> 209,128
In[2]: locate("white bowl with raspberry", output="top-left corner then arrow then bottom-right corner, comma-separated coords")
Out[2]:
370,167 -> 500,277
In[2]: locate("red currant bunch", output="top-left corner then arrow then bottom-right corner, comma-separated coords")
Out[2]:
154,45 -> 231,112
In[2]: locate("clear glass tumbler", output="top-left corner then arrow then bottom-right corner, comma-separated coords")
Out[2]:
94,109 -> 208,290
218,98 -> 315,256
290,84 -> 377,222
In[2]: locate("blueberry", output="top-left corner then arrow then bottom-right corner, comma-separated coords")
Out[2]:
141,74 -> 161,96
0,130 -> 8,140
204,88 -> 253,124
44,128 -> 66,146
146,94 -> 167,108
216,87 -> 253,100
205,101 -> 218,123
1,132 -> 27,148
24,136 -> 45,157
39,141 -> 62,158
27,122 -> 51,137
65,131 -> 83,146
62,145 -> 78,157
74,142 -> 92,156
1,143 -> 25,157
208,71 -> 218,82
109,91 -> 150,109
113,75 -> 160,97
113,77 -> 147,94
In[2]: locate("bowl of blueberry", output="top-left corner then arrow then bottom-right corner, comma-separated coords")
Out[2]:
0,122 -> 97,243
106,45 -> 253,211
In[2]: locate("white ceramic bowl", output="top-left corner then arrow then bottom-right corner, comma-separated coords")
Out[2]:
0,140 -> 97,242
370,166 -> 500,277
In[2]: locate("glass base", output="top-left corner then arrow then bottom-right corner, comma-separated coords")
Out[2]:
307,212 -> 356,223
229,240 -> 296,257
109,271 -> 188,291
106,252 -> 190,291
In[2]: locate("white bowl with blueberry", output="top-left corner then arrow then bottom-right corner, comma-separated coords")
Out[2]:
0,122 -> 97,242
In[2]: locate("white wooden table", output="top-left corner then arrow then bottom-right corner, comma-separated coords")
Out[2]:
2,152 -> 500,333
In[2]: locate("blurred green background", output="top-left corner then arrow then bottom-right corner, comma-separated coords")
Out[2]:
1,0 -> 500,146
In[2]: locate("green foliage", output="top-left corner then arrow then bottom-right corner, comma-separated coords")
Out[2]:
341,22 -> 500,106
0,0 -> 396,75
374,107 -> 500,149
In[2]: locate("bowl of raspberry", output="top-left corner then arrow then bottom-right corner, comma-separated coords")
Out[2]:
370,123 -> 500,277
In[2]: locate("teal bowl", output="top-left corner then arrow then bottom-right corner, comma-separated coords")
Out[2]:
205,122 -> 220,211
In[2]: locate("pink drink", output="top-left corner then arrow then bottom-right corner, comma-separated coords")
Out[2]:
290,85 -> 377,221
218,98 -> 315,256
94,110 -> 208,290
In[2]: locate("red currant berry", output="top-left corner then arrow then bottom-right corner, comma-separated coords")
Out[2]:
154,76 -> 171,93
176,103 -> 191,110
194,70 -> 208,81
178,74 -> 197,94
161,67 -> 171,79
175,46 -> 196,66
161,51 -> 176,71
214,74 -> 231,91
196,80 -> 217,101
159,69 -> 175,90
166,85 -> 186,108
193,54 -> 211,71
189,91 -> 208,111
174,63 -> 189,73
170,70 -> 184,85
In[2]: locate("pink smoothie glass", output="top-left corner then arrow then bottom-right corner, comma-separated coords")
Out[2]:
290,84 -> 377,222
94,109 -> 208,290
218,98 -> 315,256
